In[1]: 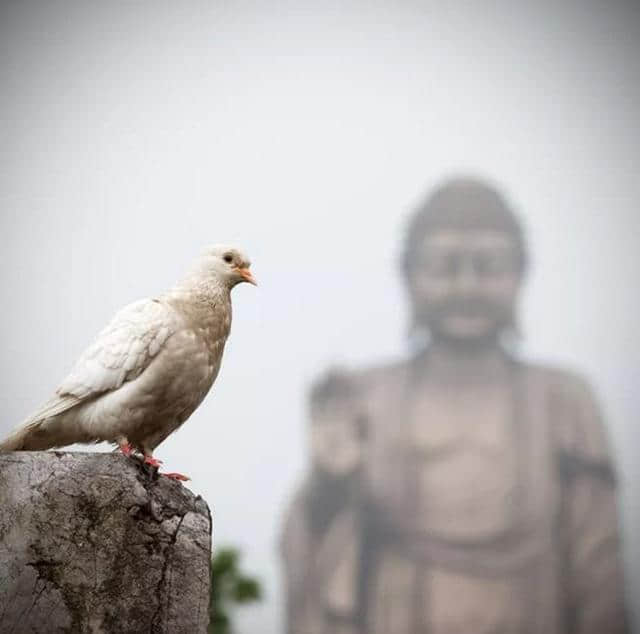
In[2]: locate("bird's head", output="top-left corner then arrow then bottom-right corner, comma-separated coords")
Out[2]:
197,244 -> 257,289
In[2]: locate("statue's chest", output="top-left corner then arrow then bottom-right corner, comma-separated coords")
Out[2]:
371,380 -> 521,540
410,387 -> 519,538
409,384 -> 514,454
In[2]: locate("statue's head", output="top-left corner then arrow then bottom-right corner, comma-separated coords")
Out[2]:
402,177 -> 528,348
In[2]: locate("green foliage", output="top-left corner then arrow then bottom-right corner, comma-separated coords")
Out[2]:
209,547 -> 262,634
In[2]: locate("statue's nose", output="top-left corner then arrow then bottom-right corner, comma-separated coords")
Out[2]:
451,259 -> 481,292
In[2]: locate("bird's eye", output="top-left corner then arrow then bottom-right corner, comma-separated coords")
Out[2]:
223,254 -> 233,264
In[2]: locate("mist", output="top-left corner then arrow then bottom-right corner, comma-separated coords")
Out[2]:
1,2 -> 639,632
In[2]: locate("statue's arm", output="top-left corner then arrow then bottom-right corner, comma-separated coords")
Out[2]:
279,489 -> 312,634
280,368 -> 369,634
556,375 -> 629,634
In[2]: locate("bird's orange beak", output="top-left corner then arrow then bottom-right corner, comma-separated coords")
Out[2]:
237,267 -> 257,286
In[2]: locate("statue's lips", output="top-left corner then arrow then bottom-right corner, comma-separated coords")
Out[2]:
441,305 -> 494,319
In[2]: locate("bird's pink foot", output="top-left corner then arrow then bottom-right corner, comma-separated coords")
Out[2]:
143,455 -> 163,468
118,442 -> 134,457
161,472 -> 191,482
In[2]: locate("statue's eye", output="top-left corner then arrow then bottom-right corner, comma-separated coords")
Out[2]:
223,254 -> 233,264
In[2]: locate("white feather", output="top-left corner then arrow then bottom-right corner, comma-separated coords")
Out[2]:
57,299 -> 176,400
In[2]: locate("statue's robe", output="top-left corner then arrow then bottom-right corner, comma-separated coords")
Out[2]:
280,355 -> 628,634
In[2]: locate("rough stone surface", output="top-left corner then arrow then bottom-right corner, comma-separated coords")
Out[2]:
0,452 -> 212,633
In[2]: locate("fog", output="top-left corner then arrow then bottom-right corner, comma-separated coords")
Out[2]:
1,2 -> 639,632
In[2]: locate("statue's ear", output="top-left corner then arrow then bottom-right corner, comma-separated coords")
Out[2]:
407,321 -> 430,354
356,415 -> 369,442
499,307 -> 523,351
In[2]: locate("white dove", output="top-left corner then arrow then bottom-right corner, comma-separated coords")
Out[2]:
0,245 -> 256,481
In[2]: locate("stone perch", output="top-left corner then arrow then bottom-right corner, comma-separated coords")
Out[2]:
0,452 -> 212,633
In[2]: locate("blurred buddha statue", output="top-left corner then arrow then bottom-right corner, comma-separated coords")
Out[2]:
280,178 -> 628,634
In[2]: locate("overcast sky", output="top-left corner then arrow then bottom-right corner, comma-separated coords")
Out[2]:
1,2 -> 639,631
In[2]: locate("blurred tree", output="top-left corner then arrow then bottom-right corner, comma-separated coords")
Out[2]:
209,547 -> 262,634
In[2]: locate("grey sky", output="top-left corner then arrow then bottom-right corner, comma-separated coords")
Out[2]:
1,2 -> 639,631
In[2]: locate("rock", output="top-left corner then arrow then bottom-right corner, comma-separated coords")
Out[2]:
0,452 -> 212,633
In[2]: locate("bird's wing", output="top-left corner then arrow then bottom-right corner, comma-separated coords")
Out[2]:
26,298 -> 177,423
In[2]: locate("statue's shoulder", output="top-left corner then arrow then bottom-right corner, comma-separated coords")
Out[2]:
519,360 -> 598,403
521,360 -> 614,467
347,356 -> 410,393
279,475 -> 313,550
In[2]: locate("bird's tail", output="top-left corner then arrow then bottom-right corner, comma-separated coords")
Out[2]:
0,415 -> 76,452
0,421 -> 42,451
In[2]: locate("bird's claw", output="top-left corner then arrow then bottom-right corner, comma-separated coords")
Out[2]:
118,442 -> 134,457
143,455 -> 163,468
161,472 -> 190,482
140,455 -> 188,482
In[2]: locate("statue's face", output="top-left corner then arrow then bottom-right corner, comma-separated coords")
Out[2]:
310,403 -> 362,477
408,229 -> 523,344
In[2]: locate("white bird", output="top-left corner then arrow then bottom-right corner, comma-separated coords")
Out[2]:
0,245 -> 256,481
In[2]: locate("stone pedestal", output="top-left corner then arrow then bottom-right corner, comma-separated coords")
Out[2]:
0,452 -> 211,633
